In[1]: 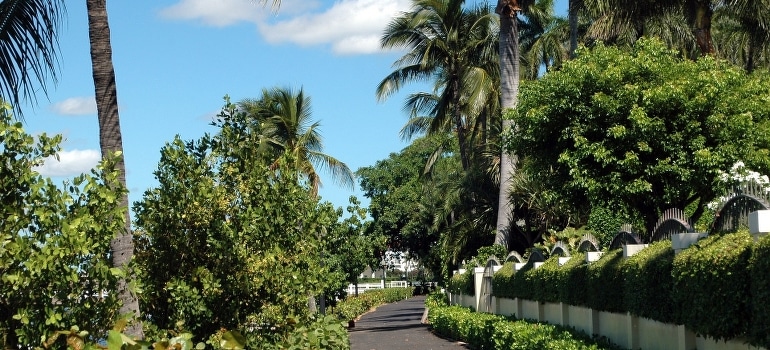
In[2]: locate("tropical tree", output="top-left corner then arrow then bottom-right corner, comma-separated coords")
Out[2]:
506,38 -> 770,236
85,0 -> 143,338
495,0 -> 530,247
712,0 -> 770,72
0,0 -> 65,117
237,87 -> 354,196
378,0 -> 499,171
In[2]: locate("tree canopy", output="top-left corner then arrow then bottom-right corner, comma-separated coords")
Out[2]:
506,37 -> 770,235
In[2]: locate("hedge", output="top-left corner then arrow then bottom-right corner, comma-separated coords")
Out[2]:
671,231 -> 753,340
586,249 -> 625,313
428,303 -> 622,350
448,268 -> 475,296
558,252 -> 589,307
492,262 -> 515,299
622,240 -> 675,323
750,234 -> 770,348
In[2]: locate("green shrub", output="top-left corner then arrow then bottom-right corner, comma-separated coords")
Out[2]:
428,304 -> 621,349
623,240 -> 676,323
558,252 -> 589,307
672,231 -> 752,340
331,287 -> 413,321
749,234 -> 770,348
492,262 -> 515,299
511,261 -> 536,300
586,249 -> 625,313
425,291 -> 449,309
448,268 -> 475,296
530,256 -> 562,303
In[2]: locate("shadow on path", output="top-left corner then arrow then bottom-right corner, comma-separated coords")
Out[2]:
348,295 -> 467,350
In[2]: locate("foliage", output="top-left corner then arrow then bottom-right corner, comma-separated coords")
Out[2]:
750,234 -> 770,348
586,249 -> 625,313
622,240 -> 676,323
277,315 -> 349,350
447,268 -> 475,296
473,245 -> 508,266
425,291 -> 449,309
0,104 -> 124,348
133,98 -> 340,346
507,37 -> 770,234
558,252 -> 588,307
491,262 -> 515,299
428,305 -> 621,350
672,231 -> 753,340
330,288 -> 414,322
510,261 -> 536,300
529,256 -> 561,303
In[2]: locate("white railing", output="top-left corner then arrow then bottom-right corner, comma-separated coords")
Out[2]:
346,281 -> 409,295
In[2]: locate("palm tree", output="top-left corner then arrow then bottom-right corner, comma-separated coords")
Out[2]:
238,87 -> 354,196
713,0 -> 770,71
377,0 -> 499,171
86,0 -> 143,338
519,0 -> 569,79
494,0 -> 530,247
0,0 -> 65,117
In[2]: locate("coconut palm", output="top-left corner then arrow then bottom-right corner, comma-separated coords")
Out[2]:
238,87 -> 354,196
378,0 -> 498,171
713,0 -> 770,71
86,0 -> 144,338
0,0 -> 65,117
519,0 -> 570,79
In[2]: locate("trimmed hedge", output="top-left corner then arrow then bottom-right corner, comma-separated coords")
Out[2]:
622,240 -> 675,323
448,268 -> 475,296
750,234 -> 770,348
586,249 -> 625,313
492,262 -> 515,299
428,303 -> 622,350
530,256 -> 562,303
331,287 -> 414,321
672,231 -> 753,340
559,252 -> 588,307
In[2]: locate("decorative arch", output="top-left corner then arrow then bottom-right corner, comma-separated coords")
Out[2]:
650,208 -> 693,242
608,224 -> 643,250
550,242 -> 571,257
506,251 -> 525,263
712,182 -> 770,233
577,234 -> 601,252
527,248 -> 546,263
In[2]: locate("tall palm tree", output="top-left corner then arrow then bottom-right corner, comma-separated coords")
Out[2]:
494,0 -> 530,247
86,0 -> 143,338
238,87 -> 354,196
378,0 -> 498,171
0,0 -> 65,117
519,0 -> 569,79
713,0 -> 770,71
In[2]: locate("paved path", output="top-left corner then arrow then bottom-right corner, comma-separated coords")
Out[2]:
348,295 -> 467,350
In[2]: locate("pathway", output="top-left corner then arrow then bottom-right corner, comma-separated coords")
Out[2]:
348,295 -> 467,350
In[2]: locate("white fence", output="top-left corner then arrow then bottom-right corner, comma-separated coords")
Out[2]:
346,280 -> 408,295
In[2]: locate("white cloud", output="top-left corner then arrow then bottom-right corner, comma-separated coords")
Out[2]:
50,97 -> 97,115
159,0 -> 266,26
160,0 -> 412,55
34,149 -> 101,177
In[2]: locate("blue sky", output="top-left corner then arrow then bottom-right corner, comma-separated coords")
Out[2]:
23,0 -> 566,216
23,0 -> 425,214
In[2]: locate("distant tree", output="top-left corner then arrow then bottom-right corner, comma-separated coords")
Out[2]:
378,0 -> 498,171
237,87 -> 354,196
0,0 -> 65,117
507,38 -> 770,235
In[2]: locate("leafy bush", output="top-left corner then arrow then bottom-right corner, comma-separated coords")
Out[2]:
511,261 -> 536,300
428,305 -> 621,350
586,249 -> 625,313
492,262 -> 515,299
530,256 -> 562,303
672,231 -> 753,339
331,288 -> 413,321
448,268 -> 475,295
558,252 -> 588,307
425,291 -> 449,309
623,240 -> 676,323
750,234 -> 770,348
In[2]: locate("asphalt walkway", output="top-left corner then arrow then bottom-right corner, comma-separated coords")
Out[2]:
348,295 -> 467,350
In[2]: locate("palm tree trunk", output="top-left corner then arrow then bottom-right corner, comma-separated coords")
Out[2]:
86,0 -> 143,338
495,1 -> 520,248
686,0 -> 714,56
568,0 -> 580,58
